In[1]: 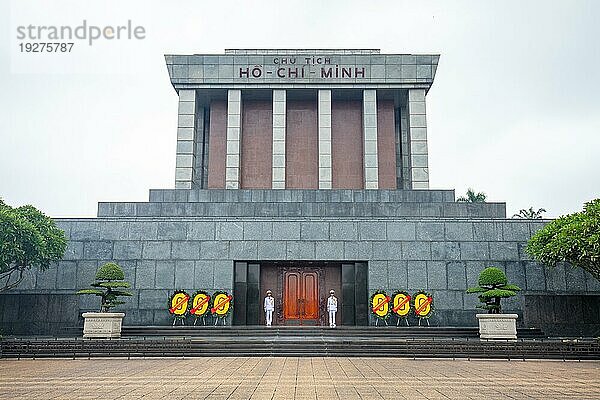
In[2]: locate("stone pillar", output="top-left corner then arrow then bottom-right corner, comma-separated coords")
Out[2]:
398,103 -> 411,189
175,90 -> 196,189
363,90 -> 379,189
225,89 -> 242,189
318,89 -> 332,189
193,106 -> 208,189
407,89 -> 429,189
199,108 -> 210,189
272,90 -> 286,189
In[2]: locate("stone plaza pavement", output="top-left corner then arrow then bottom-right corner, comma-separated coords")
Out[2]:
0,357 -> 598,399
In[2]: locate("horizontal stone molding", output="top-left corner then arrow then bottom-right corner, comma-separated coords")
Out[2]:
166,53 -> 439,88
149,189 -> 456,203
97,201 -> 506,219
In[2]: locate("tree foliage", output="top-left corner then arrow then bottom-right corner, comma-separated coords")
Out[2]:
526,199 -> 600,282
0,199 -> 67,292
456,188 -> 487,203
77,262 -> 132,312
513,207 -> 546,219
466,267 -> 521,314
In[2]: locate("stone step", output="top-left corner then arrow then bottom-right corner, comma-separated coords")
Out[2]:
2,336 -> 597,360
120,325 -> 546,338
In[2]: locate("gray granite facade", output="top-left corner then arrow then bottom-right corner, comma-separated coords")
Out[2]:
1,189 -> 598,335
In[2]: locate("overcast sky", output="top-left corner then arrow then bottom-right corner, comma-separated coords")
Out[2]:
1,0 -> 598,218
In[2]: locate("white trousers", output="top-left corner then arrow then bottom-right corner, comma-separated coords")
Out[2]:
328,311 -> 336,327
265,310 -> 273,326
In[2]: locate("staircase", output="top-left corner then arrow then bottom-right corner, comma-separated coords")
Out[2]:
121,325 -> 546,339
2,325 -> 599,360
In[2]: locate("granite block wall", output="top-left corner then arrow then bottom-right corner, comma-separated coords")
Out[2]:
1,213 -> 598,335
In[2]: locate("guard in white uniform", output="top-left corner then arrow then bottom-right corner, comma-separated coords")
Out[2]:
264,290 -> 275,326
327,289 -> 338,327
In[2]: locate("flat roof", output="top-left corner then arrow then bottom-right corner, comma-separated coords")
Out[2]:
224,49 -> 381,55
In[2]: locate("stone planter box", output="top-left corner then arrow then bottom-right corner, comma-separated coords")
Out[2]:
82,312 -> 125,338
476,313 -> 518,340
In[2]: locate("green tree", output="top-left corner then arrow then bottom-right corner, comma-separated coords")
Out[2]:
456,188 -> 487,203
512,207 -> 546,219
526,199 -> 600,282
77,262 -> 132,312
0,199 -> 67,292
466,267 -> 521,314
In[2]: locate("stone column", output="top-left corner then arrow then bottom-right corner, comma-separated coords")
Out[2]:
318,89 -> 332,189
175,90 -> 196,189
398,103 -> 411,189
363,90 -> 379,189
272,90 -> 286,189
198,108 -> 210,189
193,106 -> 207,189
225,89 -> 242,189
408,89 -> 429,189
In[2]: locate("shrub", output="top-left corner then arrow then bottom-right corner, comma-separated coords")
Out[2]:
77,262 -> 132,312
526,199 -> 599,282
0,200 -> 66,292
466,267 -> 520,314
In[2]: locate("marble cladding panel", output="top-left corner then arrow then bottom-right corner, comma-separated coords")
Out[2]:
240,99 -> 273,189
377,99 -> 397,189
285,100 -> 319,188
331,99 -> 364,189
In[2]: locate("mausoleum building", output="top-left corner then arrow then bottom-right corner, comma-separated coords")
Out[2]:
1,49 -> 598,336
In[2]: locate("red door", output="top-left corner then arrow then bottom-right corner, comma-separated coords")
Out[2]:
283,271 -> 319,324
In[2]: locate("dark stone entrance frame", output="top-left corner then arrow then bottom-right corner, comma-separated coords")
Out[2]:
341,262 -> 369,326
233,262 -> 261,325
233,261 -> 368,326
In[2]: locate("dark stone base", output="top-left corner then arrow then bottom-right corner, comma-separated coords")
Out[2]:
524,295 -> 600,337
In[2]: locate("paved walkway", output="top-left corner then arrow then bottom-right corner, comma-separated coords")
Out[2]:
0,357 -> 598,399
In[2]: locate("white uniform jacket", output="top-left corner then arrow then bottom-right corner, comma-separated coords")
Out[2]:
327,296 -> 338,312
264,296 -> 275,311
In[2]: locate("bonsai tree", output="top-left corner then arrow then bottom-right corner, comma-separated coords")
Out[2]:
0,199 -> 66,292
456,188 -> 486,203
466,267 -> 521,314
526,199 -> 599,282
77,262 -> 132,312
